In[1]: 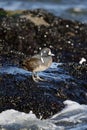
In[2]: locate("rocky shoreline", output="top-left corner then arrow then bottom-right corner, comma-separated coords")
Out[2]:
0,8 -> 87,119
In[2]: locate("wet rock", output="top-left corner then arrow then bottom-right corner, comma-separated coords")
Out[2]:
61,62 -> 87,81
0,73 -> 64,119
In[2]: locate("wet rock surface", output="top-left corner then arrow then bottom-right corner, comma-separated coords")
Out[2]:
0,8 -> 87,119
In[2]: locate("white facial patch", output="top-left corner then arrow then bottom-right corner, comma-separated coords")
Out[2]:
41,57 -> 44,63
48,51 -> 51,55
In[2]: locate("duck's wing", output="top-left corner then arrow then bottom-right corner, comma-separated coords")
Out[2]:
22,55 -> 42,71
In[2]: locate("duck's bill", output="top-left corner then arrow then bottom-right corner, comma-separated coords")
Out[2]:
48,51 -> 55,56
51,53 -> 55,56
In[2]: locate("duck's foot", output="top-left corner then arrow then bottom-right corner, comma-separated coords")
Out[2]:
36,75 -> 46,81
32,74 -> 39,82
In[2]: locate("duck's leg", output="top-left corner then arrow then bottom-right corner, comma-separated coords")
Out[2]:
32,72 -> 39,82
32,72 -> 45,82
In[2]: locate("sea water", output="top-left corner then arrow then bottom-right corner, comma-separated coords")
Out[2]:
0,0 -> 87,23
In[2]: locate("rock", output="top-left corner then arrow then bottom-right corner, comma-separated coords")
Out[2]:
0,8 -> 87,62
0,73 -> 64,119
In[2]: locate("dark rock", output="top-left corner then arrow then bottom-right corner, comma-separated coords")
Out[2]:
0,9 -> 87,62
0,73 -> 64,119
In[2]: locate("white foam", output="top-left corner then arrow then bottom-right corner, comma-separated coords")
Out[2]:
0,109 -> 57,130
0,100 -> 87,130
51,100 -> 87,129
0,110 -> 37,125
